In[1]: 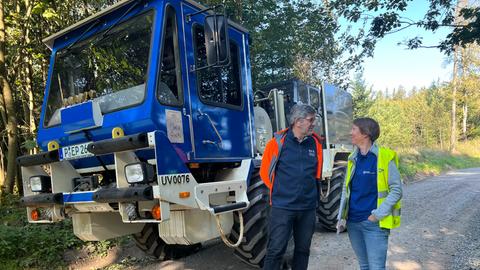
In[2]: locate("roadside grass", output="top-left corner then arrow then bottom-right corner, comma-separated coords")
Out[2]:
397,139 -> 480,182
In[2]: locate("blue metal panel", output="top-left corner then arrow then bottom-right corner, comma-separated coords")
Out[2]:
149,0 -> 193,164
180,2 -> 254,161
63,192 -> 94,203
243,33 -> 256,158
154,131 -> 190,175
61,101 -> 102,133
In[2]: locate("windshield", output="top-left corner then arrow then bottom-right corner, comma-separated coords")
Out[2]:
44,11 -> 154,127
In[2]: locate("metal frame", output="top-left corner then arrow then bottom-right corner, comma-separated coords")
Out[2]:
43,0 -> 249,49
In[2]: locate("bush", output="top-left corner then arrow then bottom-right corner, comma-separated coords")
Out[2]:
0,194 -> 132,269
0,194 -> 82,269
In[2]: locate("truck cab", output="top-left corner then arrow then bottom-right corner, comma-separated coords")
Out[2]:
39,0 -> 254,163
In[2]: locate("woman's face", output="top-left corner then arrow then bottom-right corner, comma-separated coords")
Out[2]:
351,124 -> 370,146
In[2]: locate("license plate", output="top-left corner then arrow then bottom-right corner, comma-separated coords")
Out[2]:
61,142 -> 93,160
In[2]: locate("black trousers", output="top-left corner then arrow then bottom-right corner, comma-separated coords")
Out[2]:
263,207 -> 316,270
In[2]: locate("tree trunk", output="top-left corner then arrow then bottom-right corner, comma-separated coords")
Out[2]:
450,0 -> 469,152
450,49 -> 457,152
0,0 -> 19,193
439,130 -> 444,150
23,0 -> 36,154
462,102 -> 467,140
459,45 -> 468,142
0,146 -> 5,193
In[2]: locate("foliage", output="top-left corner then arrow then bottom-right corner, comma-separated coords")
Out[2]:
0,194 -> 82,269
0,194 -> 130,269
350,72 -> 374,118
198,0 -> 360,88
0,0 -> 123,193
331,0 -> 480,54
366,82 -> 455,149
369,96 -> 411,147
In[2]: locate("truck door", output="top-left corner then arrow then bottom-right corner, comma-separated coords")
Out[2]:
180,3 -> 253,160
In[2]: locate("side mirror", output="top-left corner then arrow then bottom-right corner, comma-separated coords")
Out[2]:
204,14 -> 230,66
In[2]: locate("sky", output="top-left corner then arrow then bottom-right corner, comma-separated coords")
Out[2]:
355,1 -> 454,91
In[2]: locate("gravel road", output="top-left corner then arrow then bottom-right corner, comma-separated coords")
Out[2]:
126,168 -> 480,270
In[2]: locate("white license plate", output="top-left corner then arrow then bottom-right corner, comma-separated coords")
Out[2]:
61,142 -> 93,160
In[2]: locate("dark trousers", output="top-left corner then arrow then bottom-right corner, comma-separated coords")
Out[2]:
263,207 -> 316,270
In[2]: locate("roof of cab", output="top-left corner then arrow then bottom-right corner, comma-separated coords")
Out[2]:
42,0 -> 249,50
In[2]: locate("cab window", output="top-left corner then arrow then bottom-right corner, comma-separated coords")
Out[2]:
157,5 -> 183,106
193,24 -> 242,108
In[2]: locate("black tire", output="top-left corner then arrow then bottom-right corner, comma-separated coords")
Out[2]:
317,161 -> 347,231
229,168 -> 270,268
133,223 -> 201,260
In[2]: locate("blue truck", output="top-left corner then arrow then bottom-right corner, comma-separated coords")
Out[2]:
17,0 -> 353,267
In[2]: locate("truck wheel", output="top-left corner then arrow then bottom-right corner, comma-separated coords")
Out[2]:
133,223 -> 201,260
317,161 -> 347,231
229,169 -> 270,268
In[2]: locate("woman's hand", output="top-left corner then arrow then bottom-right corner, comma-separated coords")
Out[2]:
368,214 -> 378,222
336,219 -> 346,234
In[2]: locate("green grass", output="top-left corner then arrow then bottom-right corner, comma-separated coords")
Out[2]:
397,140 -> 480,182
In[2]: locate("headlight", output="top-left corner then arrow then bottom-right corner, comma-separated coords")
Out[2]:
29,176 -> 51,192
125,162 -> 155,184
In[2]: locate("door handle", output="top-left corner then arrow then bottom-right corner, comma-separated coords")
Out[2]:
197,110 -> 223,146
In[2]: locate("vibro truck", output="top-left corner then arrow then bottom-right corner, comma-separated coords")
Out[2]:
17,0 -> 353,267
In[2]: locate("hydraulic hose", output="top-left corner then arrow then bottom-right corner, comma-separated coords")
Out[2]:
215,210 -> 244,248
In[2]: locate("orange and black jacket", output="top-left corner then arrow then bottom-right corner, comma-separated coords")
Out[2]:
260,128 -> 323,208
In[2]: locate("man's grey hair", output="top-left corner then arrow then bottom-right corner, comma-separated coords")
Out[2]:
289,104 -> 317,126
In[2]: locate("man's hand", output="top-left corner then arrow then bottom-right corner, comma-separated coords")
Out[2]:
368,214 -> 378,222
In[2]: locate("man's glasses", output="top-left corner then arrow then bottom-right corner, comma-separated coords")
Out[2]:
302,117 -> 316,124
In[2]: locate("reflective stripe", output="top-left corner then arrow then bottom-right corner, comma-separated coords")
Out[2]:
392,208 -> 401,216
267,133 -> 287,184
268,156 -> 278,181
378,191 -> 389,198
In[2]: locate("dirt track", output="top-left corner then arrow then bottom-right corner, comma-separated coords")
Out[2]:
72,168 -> 480,270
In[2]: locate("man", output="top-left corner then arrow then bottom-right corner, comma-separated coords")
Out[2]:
260,104 -> 323,270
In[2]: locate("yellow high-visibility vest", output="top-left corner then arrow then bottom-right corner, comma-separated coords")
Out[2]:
345,147 -> 401,229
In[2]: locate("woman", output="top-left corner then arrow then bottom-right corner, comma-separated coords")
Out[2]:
337,117 -> 402,270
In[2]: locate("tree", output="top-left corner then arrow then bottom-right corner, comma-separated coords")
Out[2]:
367,83 -> 452,149
350,72 -> 374,118
0,0 -> 18,194
198,0 -> 357,88
368,97 -> 412,147
457,44 -> 480,140
0,0 -> 119,194
331,0 -> 480,55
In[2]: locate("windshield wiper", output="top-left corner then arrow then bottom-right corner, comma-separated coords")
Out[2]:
66,19 -> 103,51
92,0 -> 146,46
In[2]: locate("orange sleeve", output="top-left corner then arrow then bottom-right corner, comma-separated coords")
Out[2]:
259,139 -> 277,190
314,137 -> 323,180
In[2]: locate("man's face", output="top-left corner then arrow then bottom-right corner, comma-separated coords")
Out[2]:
295,114 -> 316,137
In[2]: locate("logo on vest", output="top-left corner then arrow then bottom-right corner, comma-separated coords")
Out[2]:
308,149 -> 315,157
